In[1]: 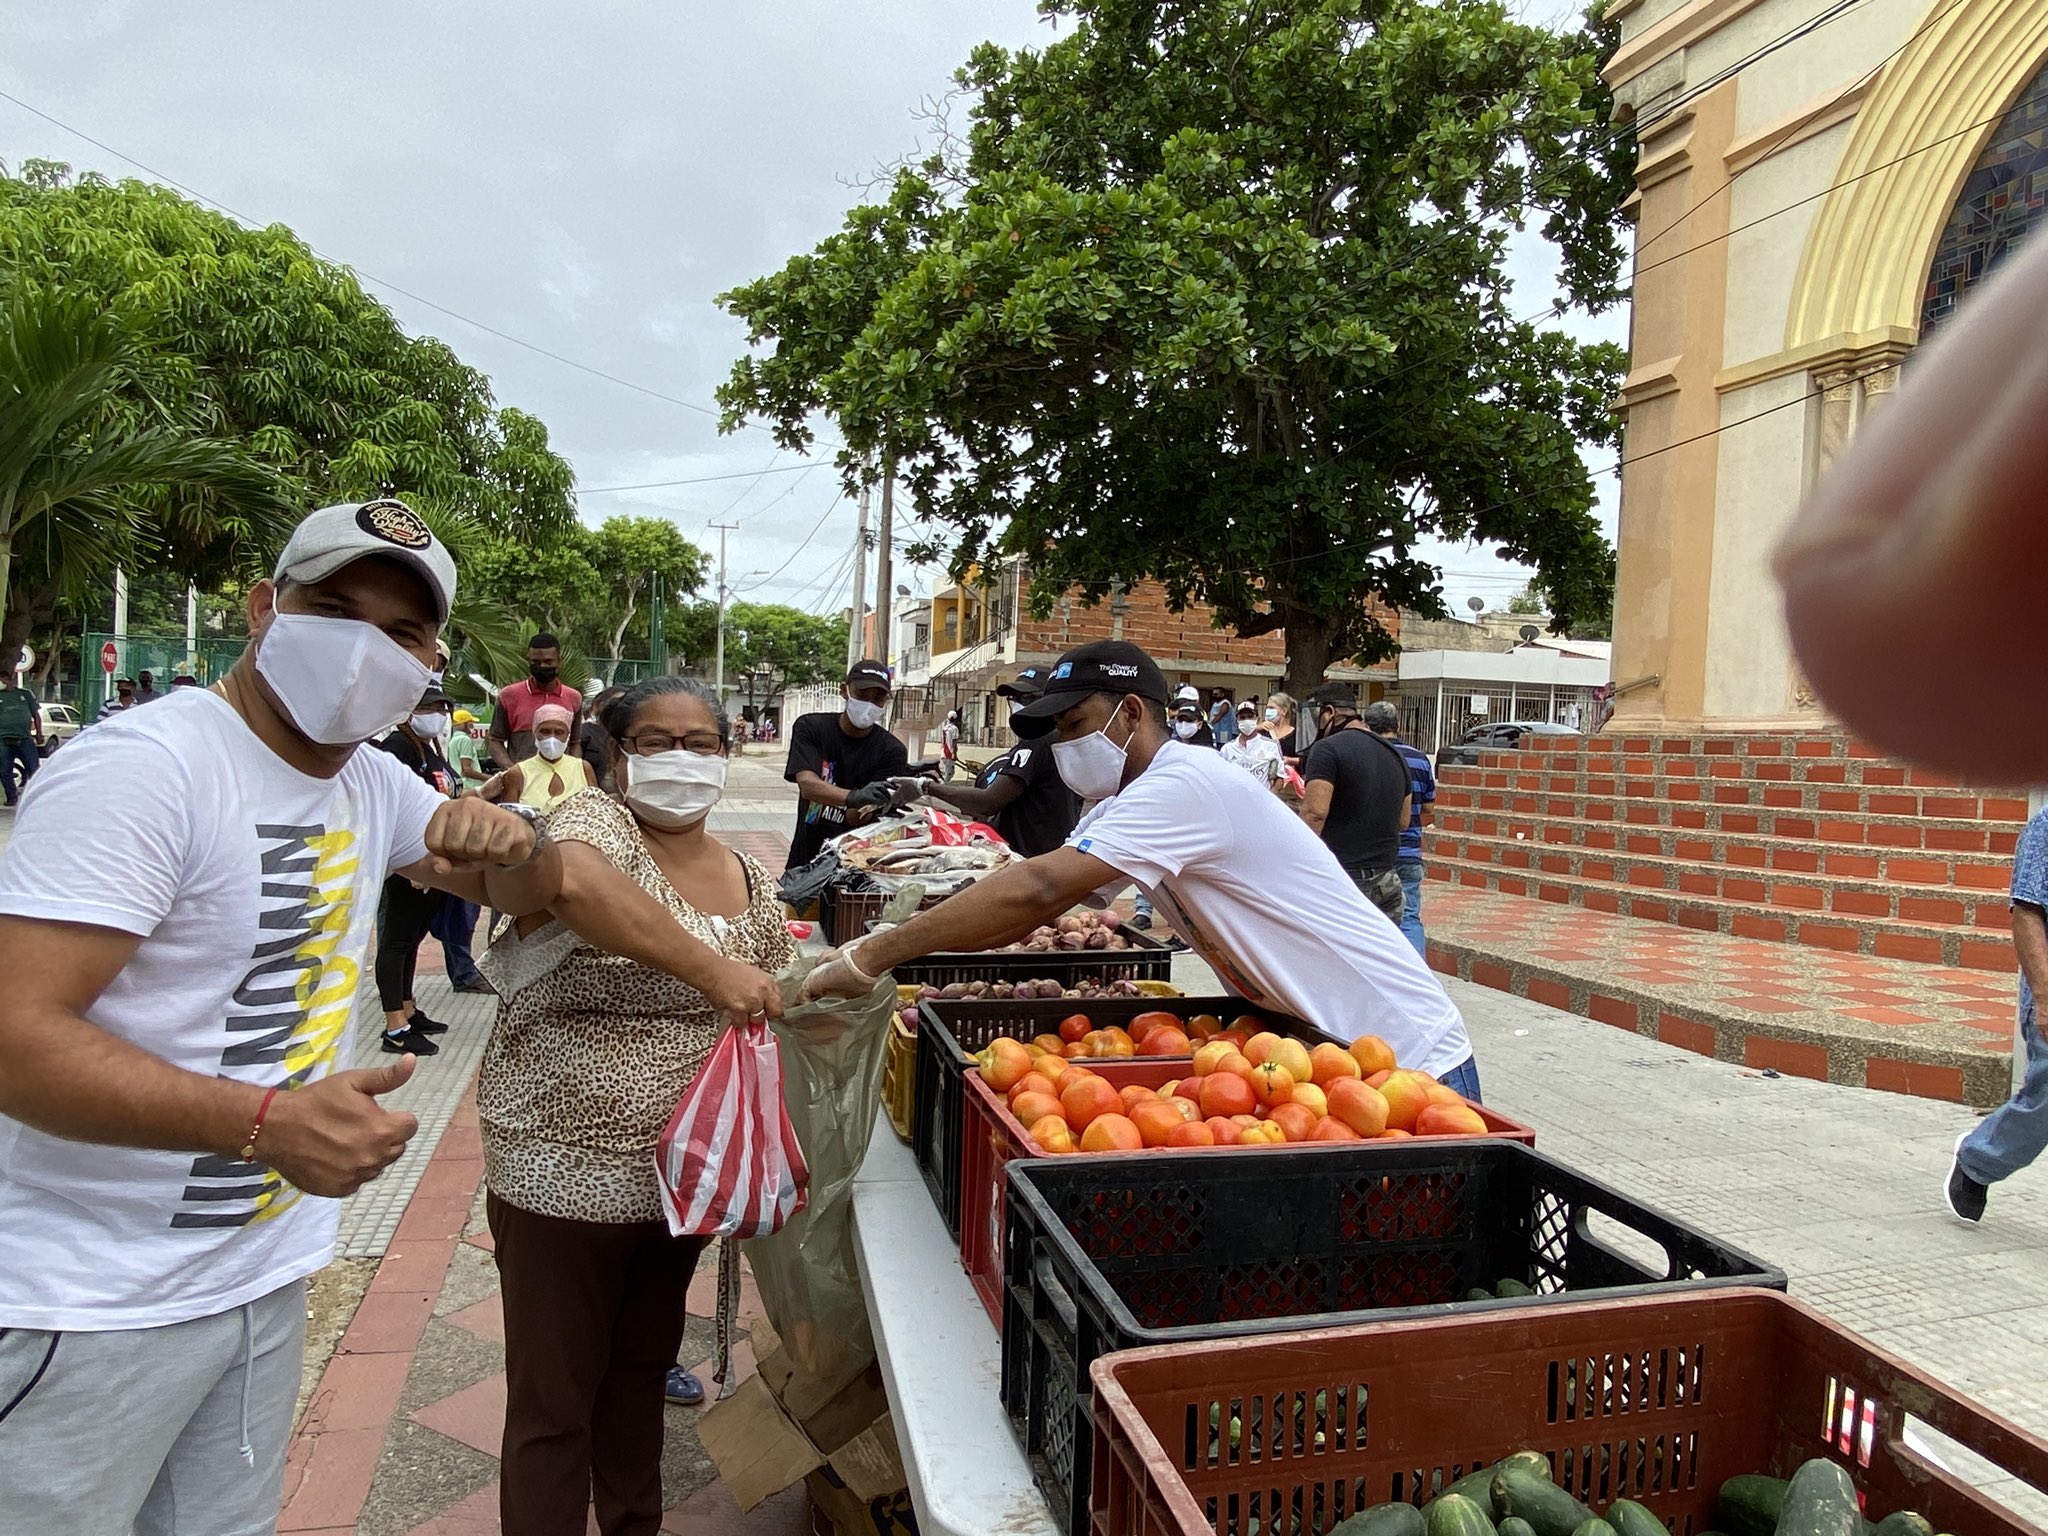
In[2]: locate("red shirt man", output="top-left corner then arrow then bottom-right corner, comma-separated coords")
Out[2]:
489,632 -> 583,769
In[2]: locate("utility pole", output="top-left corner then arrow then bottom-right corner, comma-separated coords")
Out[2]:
710,521 -> 739,704
846,479 -> 871,669
873,454 -> 895,671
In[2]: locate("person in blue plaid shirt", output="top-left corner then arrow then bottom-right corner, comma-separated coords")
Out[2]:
1364,701 -> 1434,959
1948,807 -> 2048,1223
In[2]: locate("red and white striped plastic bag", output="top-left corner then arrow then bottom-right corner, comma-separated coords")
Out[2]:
654,1022 -> 809,1239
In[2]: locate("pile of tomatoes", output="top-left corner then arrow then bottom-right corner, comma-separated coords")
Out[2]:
973,1010 -> 1490,1154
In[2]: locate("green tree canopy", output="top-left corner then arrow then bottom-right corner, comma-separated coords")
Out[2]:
724,601 -> 848,703
0,160 -> 578,665
461,515 -> 710,669
719,0 -> 1630,695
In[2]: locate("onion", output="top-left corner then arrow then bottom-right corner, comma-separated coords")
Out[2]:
1097,910 -> 1122,931
1085,930 -> 1110,949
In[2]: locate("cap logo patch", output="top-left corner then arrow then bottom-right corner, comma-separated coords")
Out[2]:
356,499 -> 432,550
1052,662 -> 1073,679
1103,663 -> 1139,678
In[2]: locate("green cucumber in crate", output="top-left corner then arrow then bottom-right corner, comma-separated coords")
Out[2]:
1568,1523 -> 1618,1536
1870,1514 -> 1934,1536
1607,1500 -> 1670,1536
1499,1520 -> 1539,1536
1436,1452 -> 1549,1516
1717,1475 -> 1789,1536
1425,1493 -> 1499,1536
1777,1460 -> 1861,1536
1332,1505 -> 1428,1536
1494,1464 -> 1599,1536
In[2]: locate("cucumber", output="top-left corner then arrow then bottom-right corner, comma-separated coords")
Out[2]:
1570,1523 -> 1617,1536
1778,1459 -> 1860,1536
1425,1494 -> 1498,1536
1496,1278 -> 1536,1298
1332,1505 -> 1427,1536
1494,1465 -> 1598,1536
1500,1521 -> 1539,1536
1436,1452 -> 1550,1515
1465,1287 -> 1497,1303
1608,1501 -> 1669,1536
1717,1475 -> 1789,1536
1871,1515 -> 1933,1536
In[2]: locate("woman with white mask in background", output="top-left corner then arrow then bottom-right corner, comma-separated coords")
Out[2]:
481,700 -> 592,813
476,675 -> 794,1536
374,685 -> 462,1055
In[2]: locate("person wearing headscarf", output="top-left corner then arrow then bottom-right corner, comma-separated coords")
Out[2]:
482,701 -> 593,813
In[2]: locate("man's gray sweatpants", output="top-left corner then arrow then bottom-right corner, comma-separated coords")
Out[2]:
0,1278 -> 305,1536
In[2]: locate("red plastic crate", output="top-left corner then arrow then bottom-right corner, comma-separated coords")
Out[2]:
1088,1289 -> 2048,1536
958,1063 -> 1538,1331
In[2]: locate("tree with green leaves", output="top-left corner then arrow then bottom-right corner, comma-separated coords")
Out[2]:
0,160 -> 578,669
723,601 -> 848,709
0,286 -> 295,662
720,0 -> 1631,697
588,517 -> 710,665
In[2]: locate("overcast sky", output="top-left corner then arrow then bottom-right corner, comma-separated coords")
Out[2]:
2,0 -> 1621,627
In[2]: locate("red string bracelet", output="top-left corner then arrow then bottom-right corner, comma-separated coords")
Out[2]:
240,1085 -> 282,1163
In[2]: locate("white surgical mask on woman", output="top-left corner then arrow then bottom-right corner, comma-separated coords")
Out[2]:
1172,719 -> 1202,741
257,612 -> 434,747
1264,707 -> 1279,723
409,711 -> 449,739
535,735 -> 568,762
621,749 -> 727,829
1051,705 -> 1133,801
845,698 -> 887,730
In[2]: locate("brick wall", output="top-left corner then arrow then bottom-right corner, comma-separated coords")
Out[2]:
1013,578 -> 1398,671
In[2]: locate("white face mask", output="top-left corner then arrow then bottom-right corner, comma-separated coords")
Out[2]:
621,749 -> 727,829
1237,715 -> 1258,736
256,611 -> 434,747
1264,707 -> 1279,723
535,735 -> 568,762
409,711 -> 449,739
844,697 -> 887,730
1172,719 -> 1202,740
1051,705 -> 1132,801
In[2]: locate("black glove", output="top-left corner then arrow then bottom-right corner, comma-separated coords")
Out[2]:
845,781 -> 895,813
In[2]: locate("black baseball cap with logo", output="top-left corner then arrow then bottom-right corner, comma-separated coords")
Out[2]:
996,665 -> 1052,701
1009,640 -> 1168,738
845,659 -> 893,691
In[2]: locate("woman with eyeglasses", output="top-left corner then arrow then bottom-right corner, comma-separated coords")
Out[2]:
475,675 -> 793,1536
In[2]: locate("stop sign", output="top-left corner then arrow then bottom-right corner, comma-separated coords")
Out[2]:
100,641 -> 118,675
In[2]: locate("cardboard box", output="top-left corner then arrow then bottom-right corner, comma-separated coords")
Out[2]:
700,1328 -> 908,1513
805,1469 -> 918,1536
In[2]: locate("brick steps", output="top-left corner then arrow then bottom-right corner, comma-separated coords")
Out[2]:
1434,789 -> 2022,855
1429,853 -> 2012,970
1438,774 -> 2026,822
1435,831 -> 2008,931
1424,886 -> 2015,1107
1451,757 -> 1976,791
1435,810 -> 2010,888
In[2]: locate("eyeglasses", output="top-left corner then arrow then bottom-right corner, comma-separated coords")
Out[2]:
616,731 -> 723,757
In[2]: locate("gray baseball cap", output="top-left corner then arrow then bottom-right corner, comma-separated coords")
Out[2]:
274,499 -> 457,624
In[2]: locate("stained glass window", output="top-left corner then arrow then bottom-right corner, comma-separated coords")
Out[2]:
1921,57 -> 2048,333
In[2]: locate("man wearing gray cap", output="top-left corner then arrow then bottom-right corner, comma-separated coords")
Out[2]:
0,499 -> 786,1534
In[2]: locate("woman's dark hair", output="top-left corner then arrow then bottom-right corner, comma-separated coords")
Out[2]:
600,675 -> 729,744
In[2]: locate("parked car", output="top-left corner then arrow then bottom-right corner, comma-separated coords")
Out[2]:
38,702 -> 81,754
1436,719 -> 1582,768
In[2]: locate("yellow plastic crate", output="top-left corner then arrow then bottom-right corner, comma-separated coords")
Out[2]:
883,1015 -> 917,1143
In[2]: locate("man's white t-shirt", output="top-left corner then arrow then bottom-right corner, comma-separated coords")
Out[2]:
1220,731 -> 1283,785
1070,742 -> 1471,1076
0,689 -> 440,1331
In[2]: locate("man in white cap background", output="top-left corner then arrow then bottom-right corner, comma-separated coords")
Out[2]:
0,498 -> 786,1534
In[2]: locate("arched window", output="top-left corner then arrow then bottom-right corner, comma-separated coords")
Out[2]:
1921,58 -> 2048,334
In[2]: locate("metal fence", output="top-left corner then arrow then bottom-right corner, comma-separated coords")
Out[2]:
1401,681 -> 1602,755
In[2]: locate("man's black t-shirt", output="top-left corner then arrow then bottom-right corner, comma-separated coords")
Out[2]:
784,710 -> 910,869
377,728 -> 456,798
1301,724 -> 1408,873
983,741 -> 1082,858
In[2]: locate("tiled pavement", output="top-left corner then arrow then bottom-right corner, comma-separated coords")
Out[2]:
1425,882 -> 2023,1106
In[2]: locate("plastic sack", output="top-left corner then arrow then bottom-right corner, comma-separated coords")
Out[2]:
654,1021 -> 810,1239
738,895 -> 911,1385
921,806 -> 1005,846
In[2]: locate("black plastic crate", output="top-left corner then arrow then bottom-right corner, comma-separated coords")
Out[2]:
875,925 -> 1174,991
910,996 -> 1328,1242
1001,1140 -> 1786,1536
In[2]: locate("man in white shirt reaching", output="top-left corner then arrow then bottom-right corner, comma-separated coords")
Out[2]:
0,498 -> 783,1536
803,640 -> 1479,1097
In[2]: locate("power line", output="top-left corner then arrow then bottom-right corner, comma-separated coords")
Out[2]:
0,86 -> 840,450
580,462 -> 824,494
732,489 -> 848,595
